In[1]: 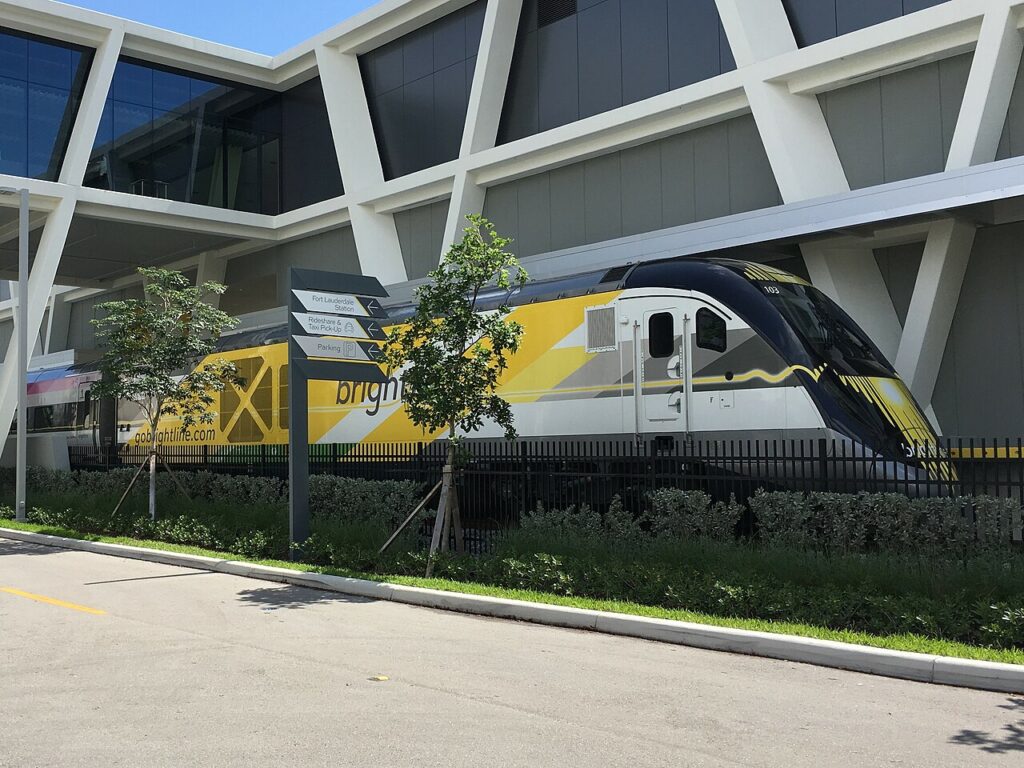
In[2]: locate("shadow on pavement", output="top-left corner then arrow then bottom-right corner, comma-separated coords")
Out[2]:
237,584 -> 376,611
0,538 -> 66,557
949,697 -> 1024,754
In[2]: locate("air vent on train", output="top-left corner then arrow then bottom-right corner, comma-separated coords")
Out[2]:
585,306 -> 617,353
538,0 -> 577,28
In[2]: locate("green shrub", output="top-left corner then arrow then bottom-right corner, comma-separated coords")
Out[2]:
646,489 -> 743,542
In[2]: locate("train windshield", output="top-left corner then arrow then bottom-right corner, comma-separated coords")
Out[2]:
763,283 -> 893,376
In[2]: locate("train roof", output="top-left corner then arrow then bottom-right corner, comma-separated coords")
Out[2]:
211,256 -> 798,351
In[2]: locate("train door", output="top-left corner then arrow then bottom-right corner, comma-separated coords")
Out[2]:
621,300 -> 687,435
76,380 -> 98,452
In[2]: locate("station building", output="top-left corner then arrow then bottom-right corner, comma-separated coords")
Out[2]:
2,0 -> 1024,441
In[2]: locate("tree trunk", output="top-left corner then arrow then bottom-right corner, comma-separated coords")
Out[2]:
148,414 -> 158,521
425,435 -> 457,577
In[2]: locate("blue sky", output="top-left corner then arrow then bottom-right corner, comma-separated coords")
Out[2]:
64,0 -> 380,54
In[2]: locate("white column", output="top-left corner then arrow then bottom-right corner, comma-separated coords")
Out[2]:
443,0 -> 523,253
195,251 -> 228,308
314,44 -> 407,285
946,1 -> 1023,170
44,291 -> 73,355
59,27 -> 124,185
802,244 -> 904,361
894,218 -> 976,410
716,0 -> 903,352
0,196 -> 76,432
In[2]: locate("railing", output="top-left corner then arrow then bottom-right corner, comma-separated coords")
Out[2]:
69,437 -> 1024,534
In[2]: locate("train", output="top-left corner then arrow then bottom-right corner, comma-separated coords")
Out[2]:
22,256 -> 942,476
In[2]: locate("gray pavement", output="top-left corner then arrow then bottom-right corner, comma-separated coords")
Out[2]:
0,536 -> 1021,767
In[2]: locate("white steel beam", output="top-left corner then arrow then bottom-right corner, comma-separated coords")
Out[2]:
59,26 -> 124,185
0,196 -> 76,434
717,0 -> 903,357
802,244 -> 903,361
946,1 -> 1024,169
894,218 -> 976,409
443,0 -> 523,253
314,44 -> 407,284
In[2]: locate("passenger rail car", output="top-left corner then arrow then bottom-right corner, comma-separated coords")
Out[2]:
26,258 -> 942,476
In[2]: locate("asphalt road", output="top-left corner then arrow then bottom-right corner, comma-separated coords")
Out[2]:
1,537 -> 1021,767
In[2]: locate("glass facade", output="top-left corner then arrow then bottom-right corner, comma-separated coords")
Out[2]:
498,0 -> 735,145
783,0 -> 951,48
0,27 -> 93,181
85,60 -> 342,214
360,1 -> 486,180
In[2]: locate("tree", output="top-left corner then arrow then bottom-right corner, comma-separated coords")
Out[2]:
384,215 -> 528,573
91,267 -> 239,520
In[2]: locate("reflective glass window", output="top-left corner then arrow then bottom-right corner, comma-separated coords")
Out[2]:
0,27 -> 92,181
87,59 -> 340,213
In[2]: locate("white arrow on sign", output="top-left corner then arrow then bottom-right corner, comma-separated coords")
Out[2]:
294,336 -> 384,363
292,290 -> 387,318
292,312 -> 384,340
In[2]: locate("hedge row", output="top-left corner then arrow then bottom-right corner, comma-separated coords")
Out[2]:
523,489 -> 1022,559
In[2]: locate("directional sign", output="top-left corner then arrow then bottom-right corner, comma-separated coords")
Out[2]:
292,312 -> 386,341
294,336 -> 386,363
292,289 -> 388,319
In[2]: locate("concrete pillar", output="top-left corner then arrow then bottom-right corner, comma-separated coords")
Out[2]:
894,218 -> 976,410
195,252 -> 228,308
443,0 -> 524,255
314,45 -> 407,285
946,2 -> 1023,170
0,196 -> 76,434
59,27 -> 124,185
803,244 -> 905,362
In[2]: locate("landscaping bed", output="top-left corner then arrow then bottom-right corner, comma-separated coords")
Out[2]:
2,467 -> 1022,657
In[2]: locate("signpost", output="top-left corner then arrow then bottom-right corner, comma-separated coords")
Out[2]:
288,268 -> 390,557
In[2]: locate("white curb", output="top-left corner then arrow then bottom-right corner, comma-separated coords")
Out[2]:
3,526 -> 1022,694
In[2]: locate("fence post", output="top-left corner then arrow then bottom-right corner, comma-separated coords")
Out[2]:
520,441 -> 529,516
818,438 -> 829,492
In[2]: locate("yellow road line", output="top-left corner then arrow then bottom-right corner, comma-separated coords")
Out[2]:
0,587 -> 106,616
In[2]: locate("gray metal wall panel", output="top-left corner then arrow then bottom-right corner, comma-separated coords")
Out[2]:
933,222 -> 1024,435
939,54 -> 972,161
837,0 -> 902,37
548,163 -> 586,251
782,0 -> 836,48
996,52 -> 1024,160
577,0 -> 622,120
394,200 -> 453,280
499,0 -> 734,144
667,0 -> 725,89
693,122 -> 732,221
820,80 -> 884,190
660,131 -> 696,227
434,62 -> 468,164
482,182 -> 520,250
881,64 -> 944,183
483,114 -> 779,258
728,115 -> 781,213
583,153 -> 623,244
621,142 -> 664,237
360,1 -> 484,179
517,173 -> 552,256
622,0 -> 670,105
785,0 -> 950,48
537,15 -> 579,132
821,54 -> 971,189
873,243 -> 923,327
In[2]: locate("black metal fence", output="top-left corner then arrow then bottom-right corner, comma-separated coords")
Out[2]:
69,437 -> 1024,535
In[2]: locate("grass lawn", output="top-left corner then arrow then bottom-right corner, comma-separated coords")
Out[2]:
3,519 -> 1022,666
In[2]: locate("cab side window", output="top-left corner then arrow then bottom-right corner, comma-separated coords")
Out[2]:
649,312 -> 674,358
696,308 -> 727,352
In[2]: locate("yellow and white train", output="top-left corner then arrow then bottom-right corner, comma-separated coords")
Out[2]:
32,257 -> 938,466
